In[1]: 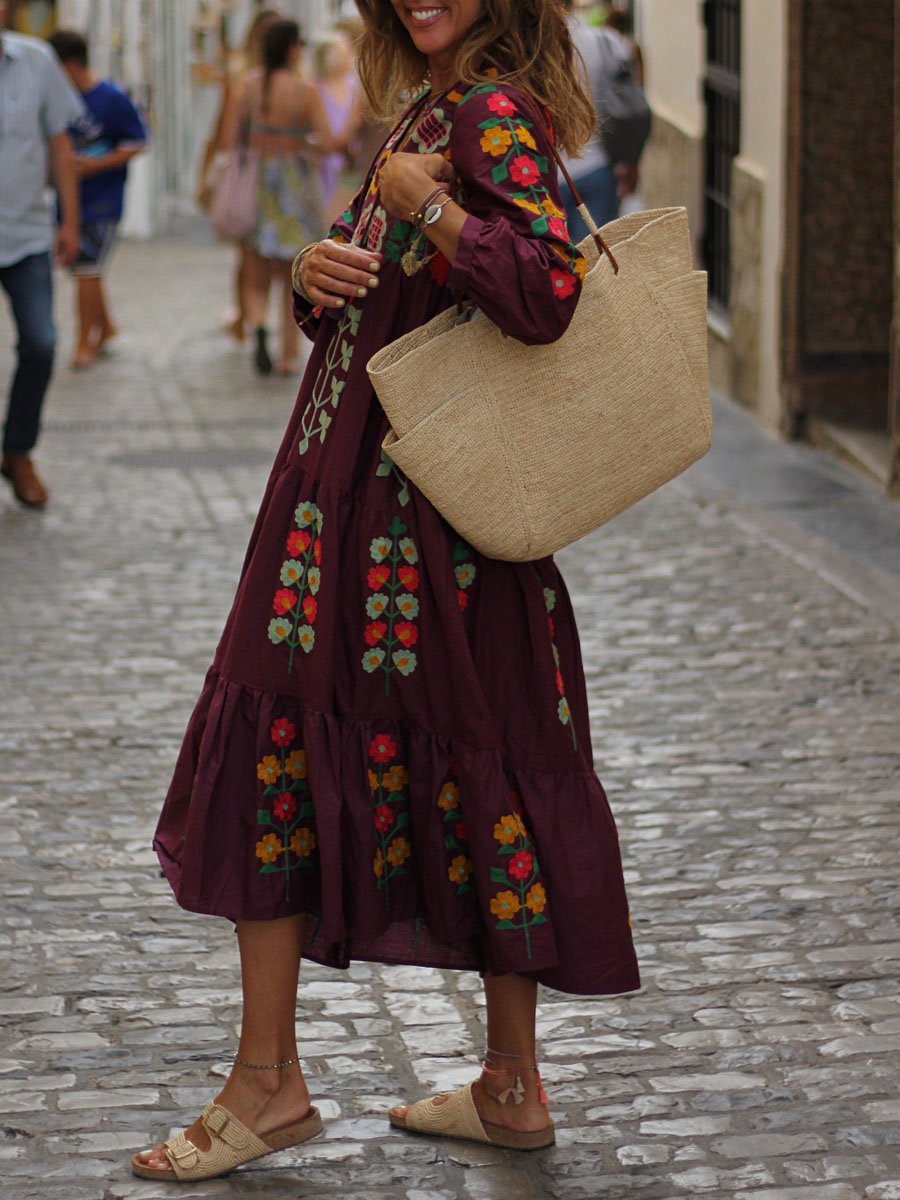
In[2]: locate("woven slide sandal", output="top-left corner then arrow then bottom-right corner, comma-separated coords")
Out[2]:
131,1100 -> 323,1181
389,1082 -> 555,1150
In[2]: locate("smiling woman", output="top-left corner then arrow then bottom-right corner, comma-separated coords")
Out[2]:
135,0 -> 640,1184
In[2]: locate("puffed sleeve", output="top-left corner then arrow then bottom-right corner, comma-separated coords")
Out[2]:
293,190 -> 366,337
447,83 -> 586,346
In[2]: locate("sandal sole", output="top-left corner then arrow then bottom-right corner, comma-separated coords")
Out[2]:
389,1110 -> 554,1151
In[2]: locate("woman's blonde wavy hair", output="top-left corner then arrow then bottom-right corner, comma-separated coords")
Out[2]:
354,0 -> 595,156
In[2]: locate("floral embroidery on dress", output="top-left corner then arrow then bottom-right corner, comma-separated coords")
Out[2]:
297,302 -> 363,455
361,516 -> 420,694
453,541 -> 478,612
436,755 -> 474,896
489,805 -> 548,959
376,448 -> 410,507
267,501 -> 323,674
255,718 -> 317,901
543,587 -> 577,749
458,83 -> 585,295
368,732 -> 412,900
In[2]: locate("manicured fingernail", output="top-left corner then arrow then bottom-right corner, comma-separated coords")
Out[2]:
369,262 -> 380,271
335,299 -> 345,307
368,277 -> 379,287
357,287 -> 367,297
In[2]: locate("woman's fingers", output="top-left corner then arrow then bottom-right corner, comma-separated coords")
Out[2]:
301,241 -> 383,308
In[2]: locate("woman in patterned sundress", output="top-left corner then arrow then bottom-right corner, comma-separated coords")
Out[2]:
133,0 -> 639,1182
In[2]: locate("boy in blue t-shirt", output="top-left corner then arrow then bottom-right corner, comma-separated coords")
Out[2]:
48,30 -> 147,368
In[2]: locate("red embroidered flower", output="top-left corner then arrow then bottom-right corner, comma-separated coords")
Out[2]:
487,91 -> 517,118
273,792 -> 297,821
313,538 -> 322,565
364,620 -> 387,646
547,616 -> 555,638
273,589 -> 297,614
508,849 -> 534,881
509,154 -> 539,186
548,217 -> 570,242
428,251 -> 450,287
369,734 -> 397,763
270,718 -> 296,745
395,621 -> 418,648
374,803 -> 393,833
398,565 -> 419,591
368,564 -> 390,589
457,590 -> 468,612
555,669 -> 565,696
303,596 -> 318,624
455,821 -> 468,843
286,529 -> 311,556
550,268 -> 576,299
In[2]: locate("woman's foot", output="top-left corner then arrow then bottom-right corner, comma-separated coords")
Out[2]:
70,346 -> 98,369
253,326 -> 273,375
133,1063 -> 312,1173
275,359 -> 301,377
96,322 -> 118,354
390,1063 -> 551,1136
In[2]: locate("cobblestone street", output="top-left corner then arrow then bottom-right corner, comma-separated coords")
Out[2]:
1,228 -> 899,1200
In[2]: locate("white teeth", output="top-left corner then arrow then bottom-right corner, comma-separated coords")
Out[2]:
410,8 -> 444,21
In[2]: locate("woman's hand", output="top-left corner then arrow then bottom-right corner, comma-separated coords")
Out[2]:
379,152 -> 454,222
296,241 -> 384,309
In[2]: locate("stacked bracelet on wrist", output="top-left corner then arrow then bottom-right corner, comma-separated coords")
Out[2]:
291,242 -> 319,302
409,187 -> 452,233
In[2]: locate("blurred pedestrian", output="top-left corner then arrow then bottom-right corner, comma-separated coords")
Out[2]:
48,29 -> 148,369
134,0 -> 638,1183
197,7 -> 281,343
312,31 -> 359,213
227,18 -> 330,377
0,1 -> 83,508
603,4 -> 646,212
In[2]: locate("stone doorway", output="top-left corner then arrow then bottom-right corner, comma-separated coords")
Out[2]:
782,0 -> 899,493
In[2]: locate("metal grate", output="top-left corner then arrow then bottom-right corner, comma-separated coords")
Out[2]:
702,0 -> 742,310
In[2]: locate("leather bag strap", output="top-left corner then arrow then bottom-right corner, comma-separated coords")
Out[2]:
541,110 -> 619,275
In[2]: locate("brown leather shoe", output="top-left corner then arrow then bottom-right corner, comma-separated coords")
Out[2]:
1,455 -> 49,507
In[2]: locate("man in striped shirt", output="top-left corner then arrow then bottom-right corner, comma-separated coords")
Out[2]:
0,1 -> 84,506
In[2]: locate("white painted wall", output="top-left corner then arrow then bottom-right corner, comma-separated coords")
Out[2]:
636,0 -> 705,138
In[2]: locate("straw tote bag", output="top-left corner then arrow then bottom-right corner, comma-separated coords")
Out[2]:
367,189 -> 712,562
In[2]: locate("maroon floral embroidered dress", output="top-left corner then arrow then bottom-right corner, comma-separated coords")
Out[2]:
155,82 -> 639,997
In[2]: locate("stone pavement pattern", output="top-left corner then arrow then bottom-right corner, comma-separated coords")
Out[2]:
1,232 -> 899,1200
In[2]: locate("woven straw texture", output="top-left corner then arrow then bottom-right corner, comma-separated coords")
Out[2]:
367,207 -> 711,562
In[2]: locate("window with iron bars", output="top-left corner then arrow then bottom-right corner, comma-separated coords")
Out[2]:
702,0 -> 741,311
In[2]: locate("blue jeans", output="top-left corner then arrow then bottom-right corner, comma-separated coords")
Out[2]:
560,164 -> 620,243
0,251 -> 56,455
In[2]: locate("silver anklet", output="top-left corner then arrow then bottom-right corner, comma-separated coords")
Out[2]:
234,1054 -> 300,1070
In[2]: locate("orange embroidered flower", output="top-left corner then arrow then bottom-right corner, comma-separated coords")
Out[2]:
514,124 -> 537,150
490,890 -> 522,920
386,837 -> 411,867
382,764 -> 409,793
289,827 -> 316,858
438,782 -> 460,812
480,125 -> 513,157
448,855 -> 472,885
257,755 -> 280,785
525,882 -> 547,914
513,197 -> 542,216
573,256 -> 587,282
493,814 -> 520,845
284,749 -> 307,780
541,195 -> 565,219
255,832 -> 283,864
514,812 -> 528,839
368,768 -> 380,792
374,848 -> 384,878
447,89 -> 464,104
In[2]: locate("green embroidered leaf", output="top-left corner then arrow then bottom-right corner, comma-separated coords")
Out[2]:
497,845 -> 515,856
376,461 -> 392,477
528,913 -> 549,926
495,918 -> 518,930
394,811 -> 411,830
387,515 -> 407,537
457,883 -> 474,895
259,863 -> 279,874
298,437 -> 309,456
443,810 -> 460,823
530,215 -> 549,236
347,305 -> 362,335
256,809 -> 273,825
297,802 -> 315,819
340,340 -> 352,370
491,161 -> 509,185
477,118 -> 500,130
490,867 -> 509,884
534,154 -> 549,174
397,480 -> 410,507
444,835 -> 460,851
382,238 -> 403,264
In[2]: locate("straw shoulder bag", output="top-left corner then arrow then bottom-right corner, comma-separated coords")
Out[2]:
367,185 -> 711,562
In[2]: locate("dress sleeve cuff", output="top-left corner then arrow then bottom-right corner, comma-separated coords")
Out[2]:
447,214 -> 485,292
